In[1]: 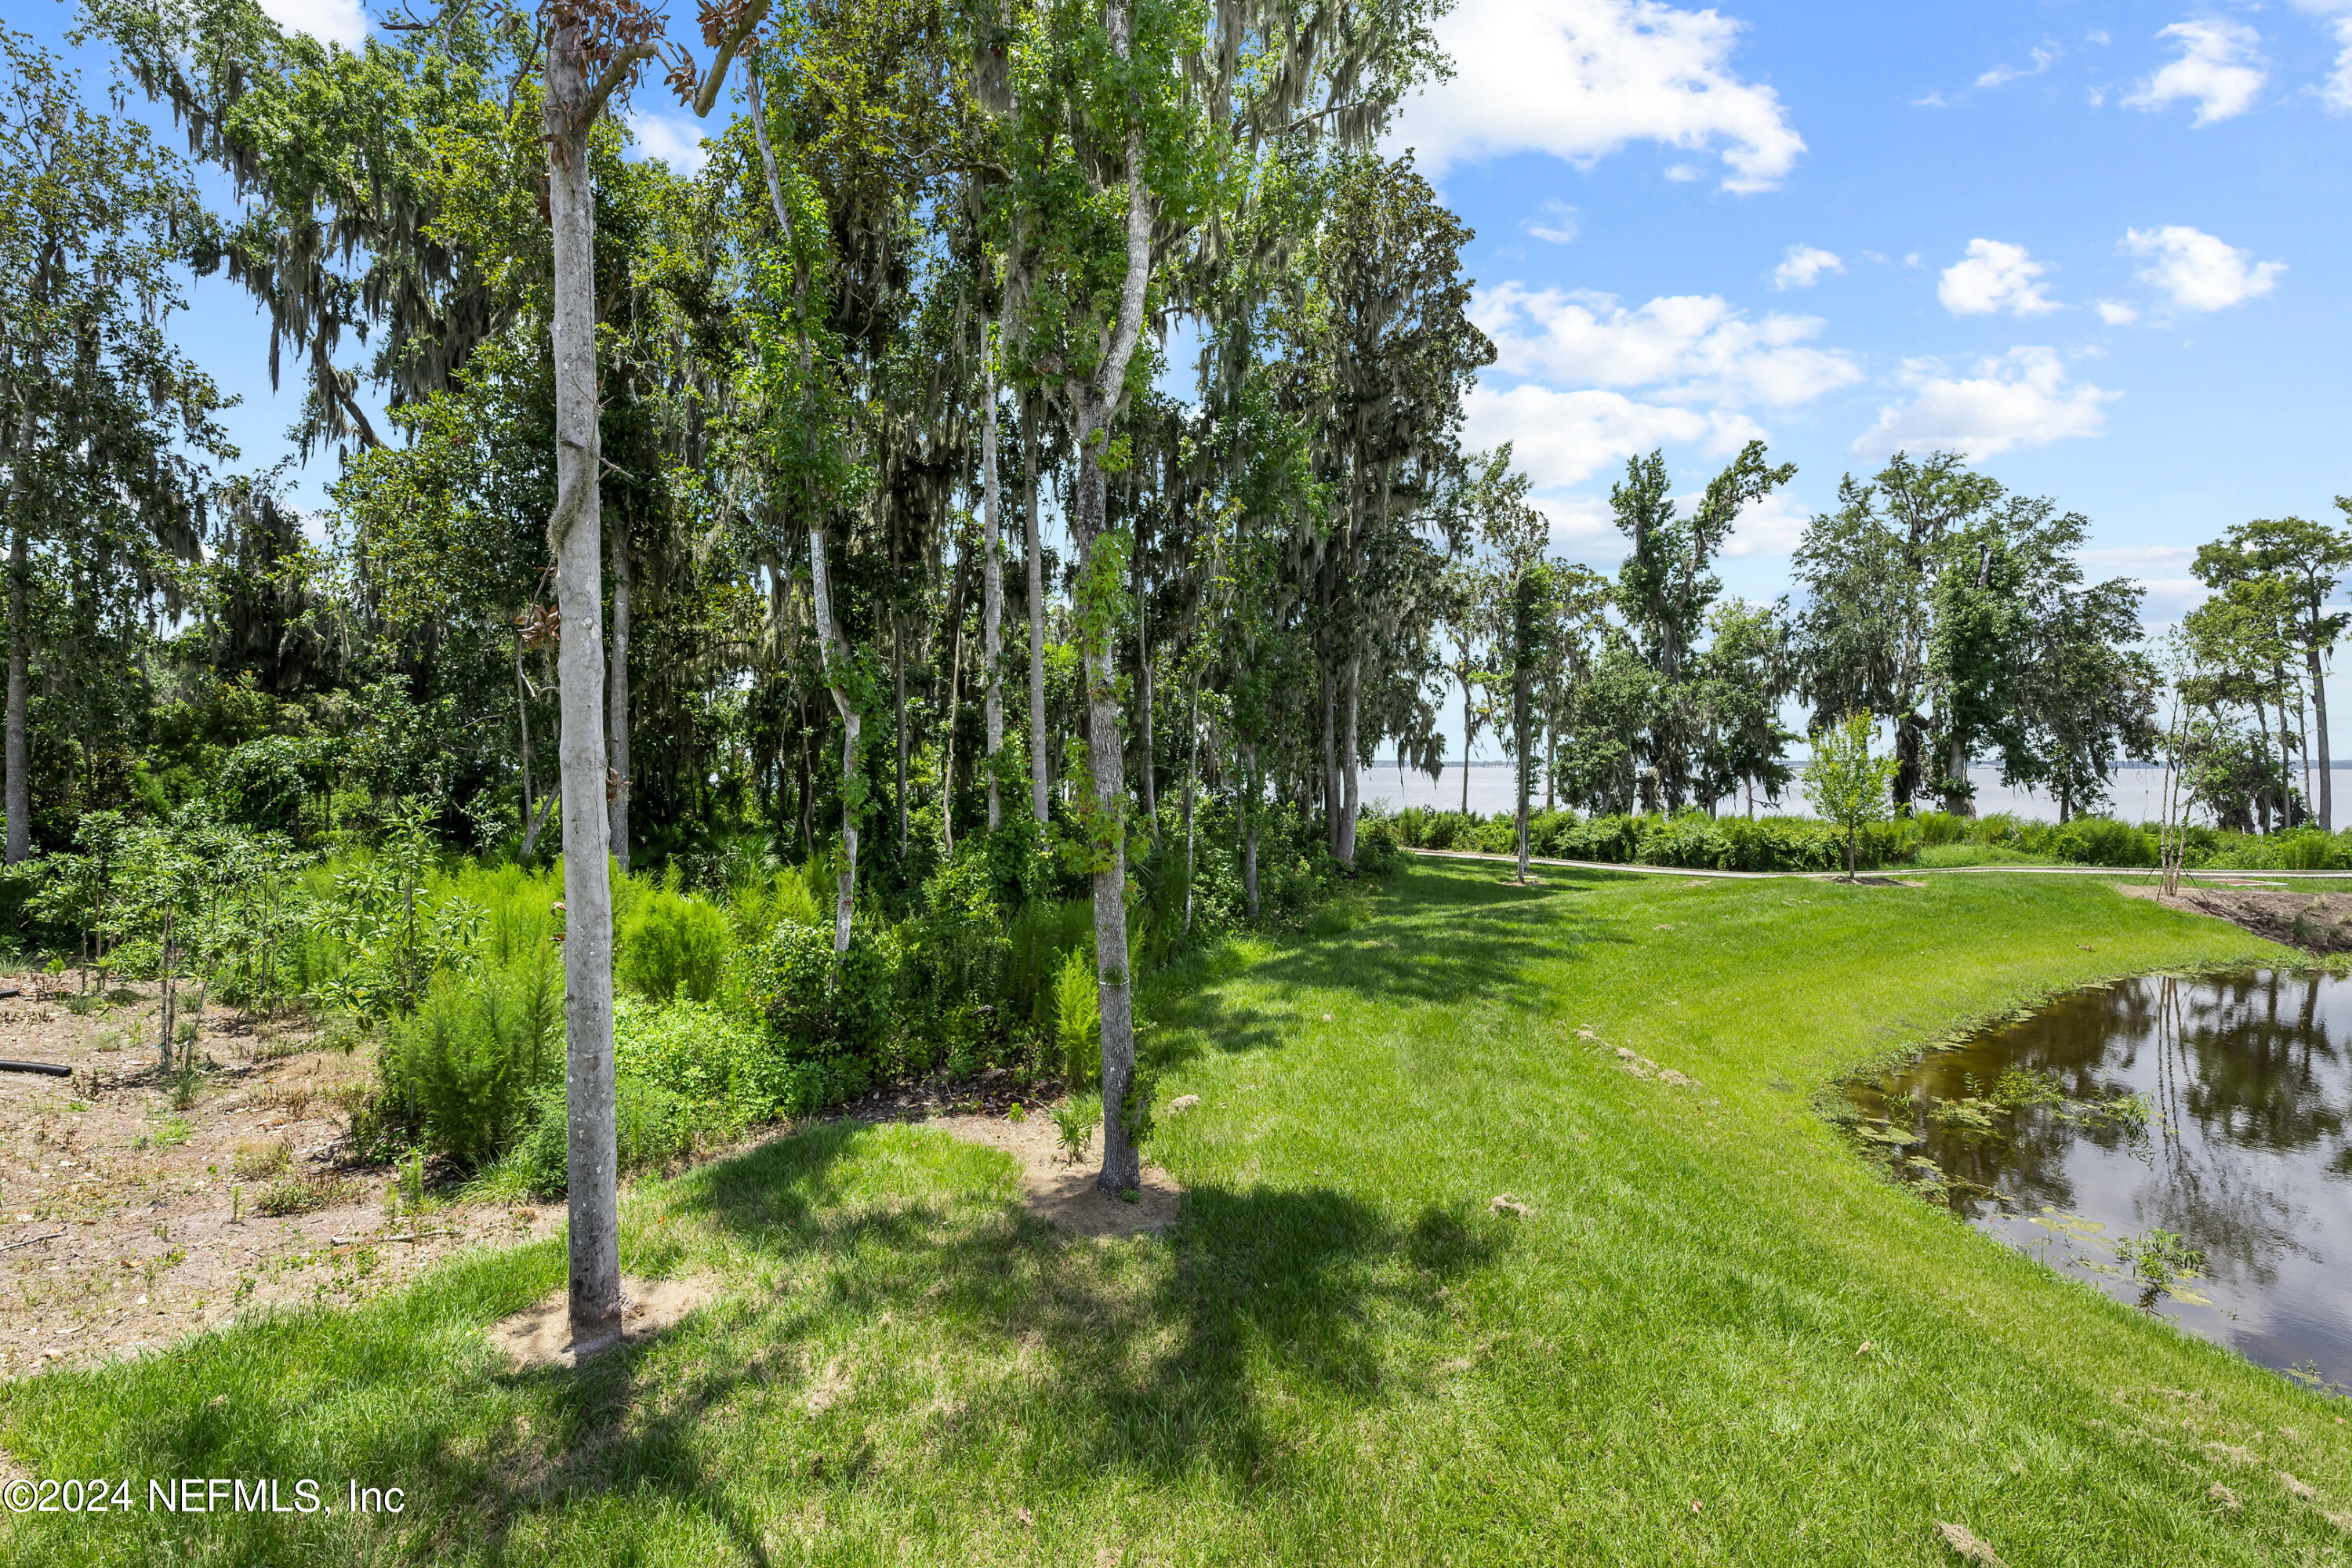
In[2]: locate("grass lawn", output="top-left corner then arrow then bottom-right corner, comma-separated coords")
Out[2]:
6,861 -> 2350,1566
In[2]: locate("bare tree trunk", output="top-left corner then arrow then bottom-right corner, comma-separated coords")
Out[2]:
1461,670 -> 1474,815
981,337 -> 1004,831
1338,655 -> 1360,866
1023,391 -> 1050,826
544,15 -> 632,1341
1240,739 -> 1260,920
5,521 -> 27,865
943,592 -> 964,855
1946,731 -> 1968,818
1135,521 -> 1157,842
1182,672 -> 1200,931
1319,659 -> 1339,854
810,524 -> 861,954
1067,71 -> 1153,1197
894,610 -> 909,860
2312,644 -> 2333,832
605,513 -> 631,871
1514,662 -> 1531,884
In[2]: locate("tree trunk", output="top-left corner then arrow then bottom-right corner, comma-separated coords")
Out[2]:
1461,671 -> 1474,815
1135,519 -> 1157,843
810,524 -> 861,953
544,15 -> 628,1342
1514,662 -> 1531,884
981,336 -> 1004,831
1319,659 -> 1339,855
1023,391 -> 1050,826
1337,655 -> 1361,866
606,512 -> 630,872
1240,739 -> 1261,920
894,610 -> 909,860
1182,673 -> 1200,931
1074,424 -> 1138,1196
1946,731 -> 1968,818
942,590 -> 964,855
2311,644 -> 2332,832
5,521 -> 27,865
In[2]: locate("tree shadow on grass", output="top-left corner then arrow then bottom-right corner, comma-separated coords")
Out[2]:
437,1121 -> 1519,1551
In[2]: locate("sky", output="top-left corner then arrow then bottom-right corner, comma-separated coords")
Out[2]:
20,0 -> 2352,761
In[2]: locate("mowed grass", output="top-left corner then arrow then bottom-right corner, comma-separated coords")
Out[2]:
5,862 -> 2347,1566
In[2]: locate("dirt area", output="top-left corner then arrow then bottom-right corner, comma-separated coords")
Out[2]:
842,1070 -> 1184,1237
489,1274 -> 718,1370
1,993 -> 1185,1382
2117,882 -> 2352,953
0,978 -> 562,1382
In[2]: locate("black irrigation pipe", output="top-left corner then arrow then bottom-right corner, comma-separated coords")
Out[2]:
0,1059 -> 71,1077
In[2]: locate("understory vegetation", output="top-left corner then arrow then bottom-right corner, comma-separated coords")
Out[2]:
27,797 -> 1385,1194
1380,801 -> 2352,873
4,861 -> 2344,1566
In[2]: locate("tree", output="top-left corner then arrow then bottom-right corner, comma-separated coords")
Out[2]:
0,29 -> 229,862
1803,711 -> 1896,880
2194,516 -> 2352,830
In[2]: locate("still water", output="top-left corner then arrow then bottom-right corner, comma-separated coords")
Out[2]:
1846,970 -> 2352,1392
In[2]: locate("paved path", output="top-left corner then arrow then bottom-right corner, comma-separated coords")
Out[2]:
1407,848 -> 2352,884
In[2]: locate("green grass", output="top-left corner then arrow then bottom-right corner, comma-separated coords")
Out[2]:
1916,842 -> 2057,868
5,862 -> 2349,1566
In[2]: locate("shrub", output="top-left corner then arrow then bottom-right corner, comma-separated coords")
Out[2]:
1054,946 -> 1101,1085
750,920 -> 900,1062
2051,817 -> 2157,868
615,887 -> 731,1004
377,948 -> 560,1168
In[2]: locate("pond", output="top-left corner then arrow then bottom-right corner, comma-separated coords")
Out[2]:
1845,968 -> 2352,1393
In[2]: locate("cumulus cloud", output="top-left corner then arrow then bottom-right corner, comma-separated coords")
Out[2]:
2095,299 -> 2140,325
255,0 -> 368,48
1475,284 -> 1864,409
1853,347 -> 2117,460
2120,225 -> 2284,310
1466,383 -> 1766,492
2123,19 -> 2266,125
1771,244 -> 1843,290
626,111 -> 711,175
1937,239 -> 2059,317
1977,44 -> 2062,90
1722,488 -> 1813,557
1392,0 -> 1805,192
1524,201 -> 1580,245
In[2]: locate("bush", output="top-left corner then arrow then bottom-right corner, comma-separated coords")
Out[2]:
2051,817 -> 2157,868
615,887 -> 731,1004
1054,946 -> 1100,1085
377,947 -> 560,1168
750,919 -> 900,1062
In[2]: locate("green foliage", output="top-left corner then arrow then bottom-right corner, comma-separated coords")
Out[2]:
750,920 -> 901,1063
1054,946 -> 1101,1087
615,886 -> 731,1004
1803,712 -> 1900,877
376,942 -> 560,1168
1052,1092 -> 1100,1167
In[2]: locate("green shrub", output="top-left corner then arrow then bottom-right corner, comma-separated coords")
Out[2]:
378,948 -> 560,1168
1054,946 -> 1102,1087
750,920 -> 900,1062
615,887 -> 731,1004
2051,817 -> 2157,868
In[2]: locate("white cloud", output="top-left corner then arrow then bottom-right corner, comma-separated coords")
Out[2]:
1853,347 -> 2117,460
1392,0 -> 1805,192
1937,239 -> 2059,317
626,111 -> 711,176
1722,489 -> 1812,557
1771,244 -> 1843,290
1467,383 -> 1766,492
2123,20 -> 2266,125
1978,44 -> 2062,89
2095,299 -> 2140,325
1524,201 -> 1580,245
2323,17 -> 2352,111
255,0 -> 368,48
2120,224 -> 2284,310
1476,283 -> 1863,409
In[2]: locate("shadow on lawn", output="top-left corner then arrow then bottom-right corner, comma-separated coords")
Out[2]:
430,1116 -> 1516,1556
1145,862 -> 1633,1078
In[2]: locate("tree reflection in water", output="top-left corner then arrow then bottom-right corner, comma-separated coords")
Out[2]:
1846,969 -> 2352,1389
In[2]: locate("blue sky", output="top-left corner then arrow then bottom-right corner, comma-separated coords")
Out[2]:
21,0 -> 2352,761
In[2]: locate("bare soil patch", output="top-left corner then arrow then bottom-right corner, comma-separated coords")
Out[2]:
0,977 -> 562,1382
932,1111 -> 1182,1237
838,1069 -> 1184,1237
488,1274 -> 717,1370
2117,883 -> 2352,953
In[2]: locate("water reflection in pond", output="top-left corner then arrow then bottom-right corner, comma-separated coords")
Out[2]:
1846,969 -> 2352,1392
